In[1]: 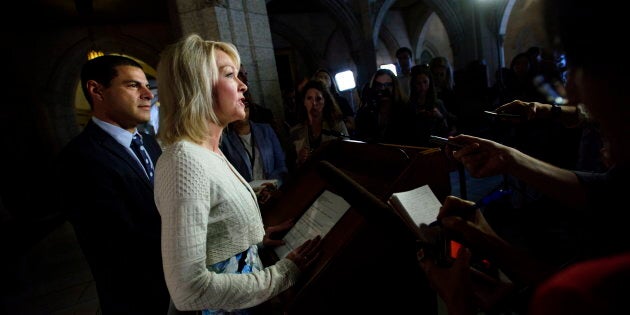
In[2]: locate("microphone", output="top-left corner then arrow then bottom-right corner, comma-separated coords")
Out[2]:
321,129 -> 350,139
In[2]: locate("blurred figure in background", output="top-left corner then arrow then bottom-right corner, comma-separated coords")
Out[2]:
221,102 -> 288,205
238,65 -> 275,127
407,64 -> 452,147
395,47 -> 414,98
289,79 -> 348,167
312,68 -> 356,136
430,56 -> 459,133
354,68 -> 410,144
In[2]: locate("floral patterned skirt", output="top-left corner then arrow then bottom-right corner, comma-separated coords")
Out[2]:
202,245 -> 263,315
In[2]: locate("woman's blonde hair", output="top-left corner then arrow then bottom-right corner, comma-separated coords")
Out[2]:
156,33 -> 241,146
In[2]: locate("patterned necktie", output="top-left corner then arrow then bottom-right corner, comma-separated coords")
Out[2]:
131,134 -> 154,184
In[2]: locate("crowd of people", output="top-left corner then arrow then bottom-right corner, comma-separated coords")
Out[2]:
53,0 -> 627,313
416,0 -> 630,314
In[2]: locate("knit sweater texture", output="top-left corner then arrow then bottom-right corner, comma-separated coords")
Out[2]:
155,140 -> 299,311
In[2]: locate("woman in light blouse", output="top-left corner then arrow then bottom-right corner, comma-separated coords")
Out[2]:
154,33 -> 321,315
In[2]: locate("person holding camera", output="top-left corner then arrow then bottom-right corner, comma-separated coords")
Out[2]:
354,68 -> 411,144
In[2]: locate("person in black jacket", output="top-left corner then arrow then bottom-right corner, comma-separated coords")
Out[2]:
55,55 -> 169,314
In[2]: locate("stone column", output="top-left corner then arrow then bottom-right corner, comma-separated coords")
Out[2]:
174,0 -> 284,121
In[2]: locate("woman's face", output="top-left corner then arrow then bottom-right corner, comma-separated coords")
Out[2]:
371,73 -> 394,103
413,73 -> 431,95
214,50 -> 248,125
304,87 -> 325,123
432,65 -> 447,87
373,74 -> 394,93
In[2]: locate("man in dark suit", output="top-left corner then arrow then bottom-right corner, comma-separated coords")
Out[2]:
55,55 -> 169,314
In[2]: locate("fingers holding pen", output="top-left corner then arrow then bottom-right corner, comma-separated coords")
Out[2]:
449,135 -> 511,178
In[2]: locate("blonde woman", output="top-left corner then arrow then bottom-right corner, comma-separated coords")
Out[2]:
155,34 -> 321,314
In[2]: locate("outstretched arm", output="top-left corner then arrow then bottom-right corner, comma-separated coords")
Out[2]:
448,134 -> 586,209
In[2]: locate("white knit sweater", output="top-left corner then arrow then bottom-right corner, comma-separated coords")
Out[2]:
154,140 -> 299,311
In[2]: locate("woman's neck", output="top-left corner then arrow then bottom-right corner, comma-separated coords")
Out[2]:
309,116 -> 323,135
414,93 -> 427,105
201,123 -> 224,153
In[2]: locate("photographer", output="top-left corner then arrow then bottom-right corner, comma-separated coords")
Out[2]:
354,68 -> 411,144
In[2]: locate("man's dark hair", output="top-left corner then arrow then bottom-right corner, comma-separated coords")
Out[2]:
80,55 -> 143,107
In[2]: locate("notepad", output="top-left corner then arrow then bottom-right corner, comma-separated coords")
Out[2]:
388,184 -> 441,233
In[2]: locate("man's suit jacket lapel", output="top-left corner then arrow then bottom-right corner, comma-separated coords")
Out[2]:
85,121 -> 154,188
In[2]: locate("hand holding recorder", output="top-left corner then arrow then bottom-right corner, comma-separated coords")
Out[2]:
417,195 -> 515,313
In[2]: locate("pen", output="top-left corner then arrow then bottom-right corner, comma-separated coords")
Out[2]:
429,135 -> 464,149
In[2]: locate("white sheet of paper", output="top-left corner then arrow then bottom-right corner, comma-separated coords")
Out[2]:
392,185 -> 442,227
274,190 -> 350,259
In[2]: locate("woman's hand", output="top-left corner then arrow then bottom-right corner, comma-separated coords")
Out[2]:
286,235 -> 322,272
257,182 -> 277,205
262,218 -> 294,248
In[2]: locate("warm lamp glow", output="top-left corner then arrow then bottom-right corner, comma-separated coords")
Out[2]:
87,50 -> 105,60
